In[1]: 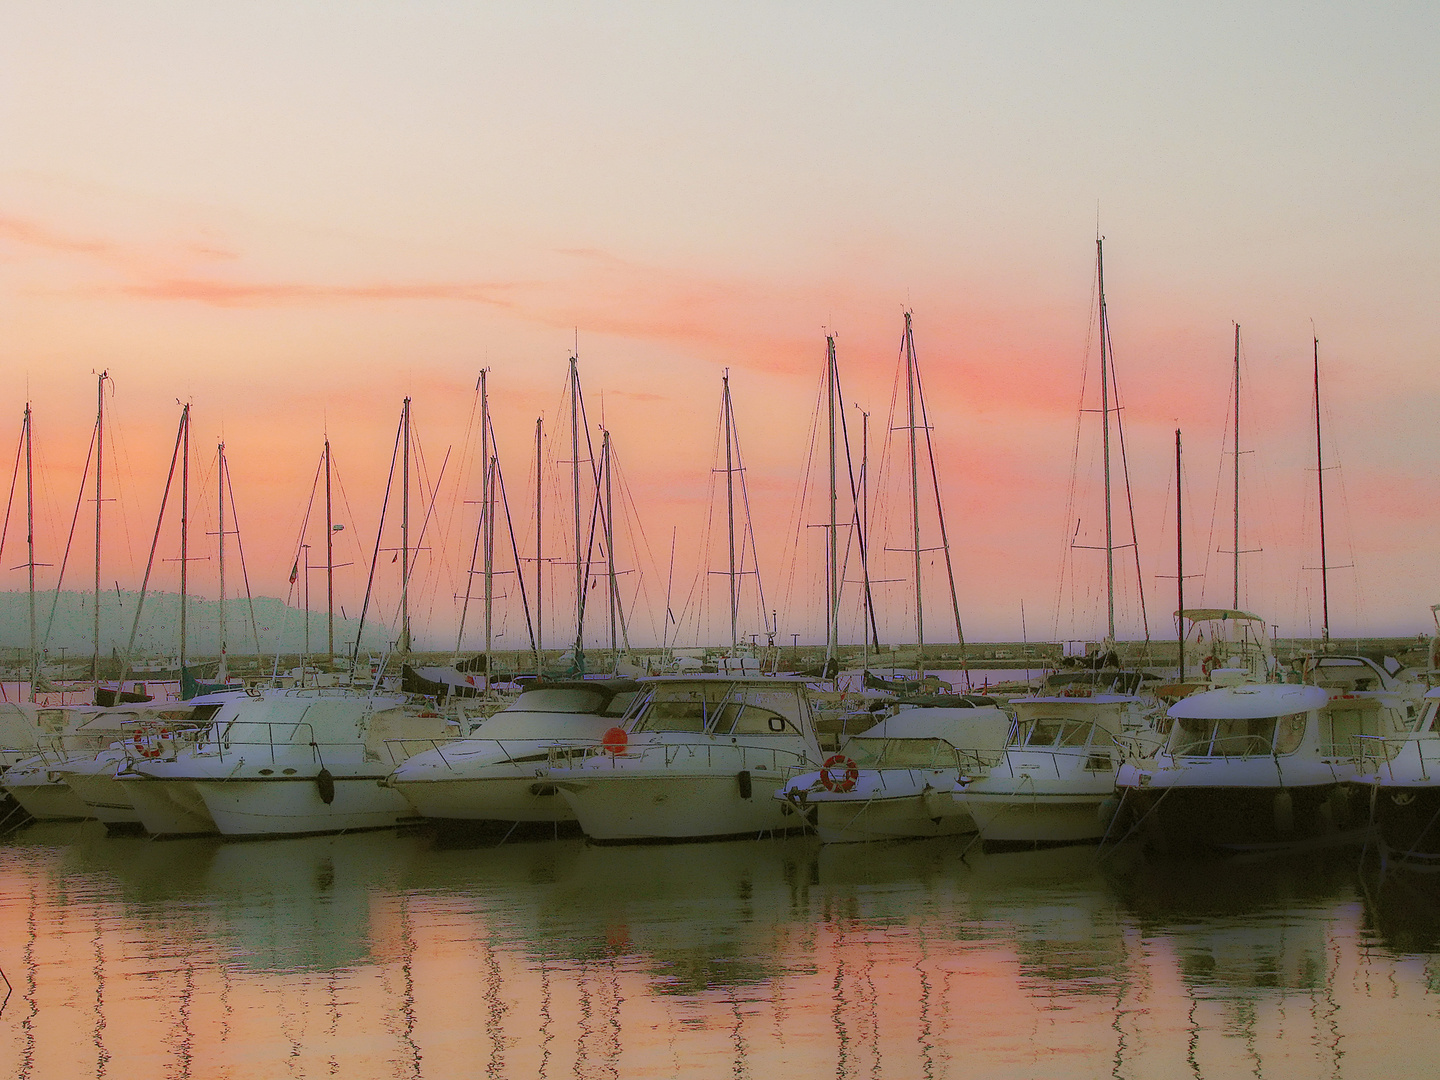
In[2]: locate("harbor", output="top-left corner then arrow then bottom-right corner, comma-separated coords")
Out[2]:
5,3 -> 1439,1077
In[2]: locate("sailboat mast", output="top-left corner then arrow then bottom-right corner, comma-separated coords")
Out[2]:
178,404 -> 189,671
603,429 -> 617,659
218,440 -> 227,677
480,373 -> 494,680
25,404 -> 36,702
325,438 -> 334,661
1314,336 -> 1329,644
400,397 -> 411,654
1096,240 -> 1116,643
1232,324 -> 1241,608
859,406 -> 870,674
535,416 -> 543,673
457,372 -> 486,653
904,315 -> 925,677
92,370 -> 108,694
827,337 -> 841,666
723,371 -> 738,652
570,357 -> 584,659
1176,428 -> 1185,681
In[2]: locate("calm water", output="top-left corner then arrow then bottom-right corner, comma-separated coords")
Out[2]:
1,825 -> 1439,1079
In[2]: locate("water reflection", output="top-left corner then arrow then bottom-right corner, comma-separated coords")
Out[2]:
2,827 -> 1440,1076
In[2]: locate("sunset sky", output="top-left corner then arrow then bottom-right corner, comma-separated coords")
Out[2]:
2,3 -> 1437,653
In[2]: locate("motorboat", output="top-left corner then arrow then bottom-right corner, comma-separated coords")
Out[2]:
549,676 -> 825,842
777,699 -> 1012,843
957,691 -> 1158,850
1117,681 -> 1411,851
2,703 -> 220,823
384,679 -> 642,826
1353,686 -> 1440,864
118,688 -> 452,838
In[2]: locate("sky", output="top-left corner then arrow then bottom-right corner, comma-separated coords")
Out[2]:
1,2 -> 1437,653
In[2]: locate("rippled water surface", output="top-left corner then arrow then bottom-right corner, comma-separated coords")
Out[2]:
2,824 -> 1439,1078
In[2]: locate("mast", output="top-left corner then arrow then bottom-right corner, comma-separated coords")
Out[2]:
178,404 -> 190,671
92,371 -> 108,694
903,315 -> 925,677
1232,324 -> 1241,609
1176,428 -> 1185,681
858,406 -> 870,675
1314,336 -> 1329,645
400,397 -> 411,655
481,374 -> 494,684
24,404 -> 36,702
457,371 -> 488,654
1096,240 -> 1116,643
217,440 -> 227,680
827,337 -> 841,668
603,428 -> 618,661
325,437 -> 334,661
723,370 -> 739,653
570,356 -> 584,660
535,416 -> 543,673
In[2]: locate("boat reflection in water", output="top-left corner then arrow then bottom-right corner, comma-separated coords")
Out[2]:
4,827 -> 1440,1077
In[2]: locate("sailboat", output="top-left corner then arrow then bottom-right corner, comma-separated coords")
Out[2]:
958,240 -> 1161,848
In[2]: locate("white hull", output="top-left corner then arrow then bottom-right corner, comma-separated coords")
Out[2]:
814,792 -> 975,844
559,771 -> 800,841
3,764 -> 91,821
61,765 -> 142,827
195,774 -> 417,837
117,776 -> 217,836
394,771 -> 572,823
961,789 -> 1113,845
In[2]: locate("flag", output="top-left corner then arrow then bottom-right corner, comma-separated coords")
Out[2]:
289,559 -> 299,585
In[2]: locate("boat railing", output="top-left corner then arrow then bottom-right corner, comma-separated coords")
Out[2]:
548,741 -> 815,774
997,744 -> 1118,780
183,720 -> 324,765
1354,732 -> 1434,781
380,736 -> 566,769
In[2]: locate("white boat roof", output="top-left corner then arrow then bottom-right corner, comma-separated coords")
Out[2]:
1177,607 -> 1265,623
638,674 -> 811,686
853,706 -> 1007,741
1013,694 -> 1138,707
1169,683 -> 1327,720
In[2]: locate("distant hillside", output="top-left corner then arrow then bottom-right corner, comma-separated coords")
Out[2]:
0,590 -> 392,658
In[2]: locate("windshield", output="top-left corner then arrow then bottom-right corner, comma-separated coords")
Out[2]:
1009,718 -> 1104,749
847,738 -> 960,769
1168,712 -> 1307,757
630,683 -> 803,735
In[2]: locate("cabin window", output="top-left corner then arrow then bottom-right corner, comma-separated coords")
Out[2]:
848,738 -> 958,770
632,683 -> 734,734
1012,718 -> 1094,749
1169,713 -> 1304,757
712,688 -> 803,735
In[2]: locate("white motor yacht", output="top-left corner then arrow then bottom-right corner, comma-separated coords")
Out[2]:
777,700 -> 1012,843
119,689 -> 452,838
957,692 -> 1157,849
2,704 -> 203,823
1117,681 -> 1411,851
385,679 -> 641,825
549,676 -> 824,842
1348,687 -> 1440,863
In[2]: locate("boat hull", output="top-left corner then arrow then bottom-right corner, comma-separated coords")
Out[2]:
393,771 -> 572,823
558,770 -> 801,842
2,765 -> 91,821
813,792 -> 975,844
961,789 -> 1114,848
117,775 -> 217,837
195,774 -> 417,838
60,764 -> 142,828
1118,782 -> 1357,852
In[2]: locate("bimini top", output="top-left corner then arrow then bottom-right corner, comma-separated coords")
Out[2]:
1177,608 -> 1265,623
1169,683 -> 1327,721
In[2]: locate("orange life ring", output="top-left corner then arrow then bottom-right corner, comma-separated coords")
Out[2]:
819,753 -> 858,793
132,727 -> 171,759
